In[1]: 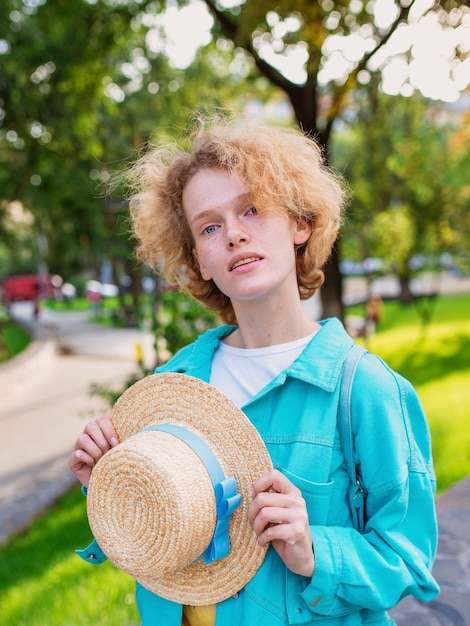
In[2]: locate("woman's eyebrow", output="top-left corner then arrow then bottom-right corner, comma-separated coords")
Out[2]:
190,193 -> 252,224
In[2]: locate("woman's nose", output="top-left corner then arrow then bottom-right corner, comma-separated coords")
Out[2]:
226,219 -> 249,248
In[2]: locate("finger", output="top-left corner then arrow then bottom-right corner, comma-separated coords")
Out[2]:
69,448 -> 96,473
247,492 -> 285,524
253,489 -> 302,509
254,506 -> 312,550
248,488 -> 304,526
257,518 -> 307,547
74,432 -> 109,465
252,468 -> 298,497
250,504 -> 303,536
95,415 -> 120,446
83,419 -> 117,452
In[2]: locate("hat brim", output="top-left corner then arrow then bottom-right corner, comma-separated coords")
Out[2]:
86,372 -> 272,605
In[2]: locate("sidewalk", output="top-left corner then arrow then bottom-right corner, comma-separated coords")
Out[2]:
390,477 -> 470,625
1,303 -> 469,625
0,302 -> 155,545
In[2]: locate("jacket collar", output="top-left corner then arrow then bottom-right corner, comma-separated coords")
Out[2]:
284,318 -> 355,392
159,318 -> 354,394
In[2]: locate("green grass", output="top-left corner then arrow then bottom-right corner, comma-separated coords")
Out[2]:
350,293 -> 470,494
45,296 -> 119,313
0,322 -> 31,363
45,295 -> 155,329
0,488 -> 139,626
0,292 -> 469,625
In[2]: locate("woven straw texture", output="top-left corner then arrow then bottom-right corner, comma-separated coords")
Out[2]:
86,373 -> 272,605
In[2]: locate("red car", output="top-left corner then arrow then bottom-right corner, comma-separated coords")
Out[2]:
2,274 -> 53,305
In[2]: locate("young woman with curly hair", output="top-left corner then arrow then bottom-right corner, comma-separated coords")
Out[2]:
70,116 -> 439,626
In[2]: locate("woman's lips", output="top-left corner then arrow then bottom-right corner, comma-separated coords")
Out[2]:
230,256 -> 262,271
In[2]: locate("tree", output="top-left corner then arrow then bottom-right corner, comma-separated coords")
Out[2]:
2,0 -> 468,321
0,0 -> 263,287
0,0 -> 139,276
197,0 -> 470,318
335,90 -> 470,320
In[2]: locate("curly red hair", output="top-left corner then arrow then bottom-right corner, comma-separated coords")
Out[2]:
128,117 -> 347,324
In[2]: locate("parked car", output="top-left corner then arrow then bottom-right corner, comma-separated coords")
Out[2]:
1,274 -> 55,306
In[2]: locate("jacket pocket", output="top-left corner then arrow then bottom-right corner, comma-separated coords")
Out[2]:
278,465 -> 334,526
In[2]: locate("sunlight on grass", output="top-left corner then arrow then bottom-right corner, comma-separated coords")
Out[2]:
2,557 -> 138,626
0,489 -> 139,626
420,371 -> 470,491
360,294 -> 470,494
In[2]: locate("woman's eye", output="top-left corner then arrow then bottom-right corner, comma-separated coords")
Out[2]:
203,224 -> 217,235
247,205 -> 258,215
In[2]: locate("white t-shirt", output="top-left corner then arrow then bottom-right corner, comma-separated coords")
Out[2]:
209,331 -> 318,407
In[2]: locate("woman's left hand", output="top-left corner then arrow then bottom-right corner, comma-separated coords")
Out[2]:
247,468 -> 315,577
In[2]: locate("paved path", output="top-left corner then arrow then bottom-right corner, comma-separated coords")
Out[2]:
0,302 -> 155,545
390,477 -> 470,625
1,302 -> 469,625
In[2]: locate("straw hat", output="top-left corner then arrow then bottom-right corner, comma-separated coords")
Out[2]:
86,372 -> 272,606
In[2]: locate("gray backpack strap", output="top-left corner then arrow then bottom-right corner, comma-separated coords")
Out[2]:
338,344 -> 367,533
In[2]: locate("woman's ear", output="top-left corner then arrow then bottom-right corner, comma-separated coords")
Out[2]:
293,219 -> 311,246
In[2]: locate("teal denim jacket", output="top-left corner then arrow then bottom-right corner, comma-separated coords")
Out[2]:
90,318 -> 440,625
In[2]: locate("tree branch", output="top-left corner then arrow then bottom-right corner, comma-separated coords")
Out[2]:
203,0 -> 296,93
326,0 -> 419,137
356,0 -> 418,74
203,0 -> 238,39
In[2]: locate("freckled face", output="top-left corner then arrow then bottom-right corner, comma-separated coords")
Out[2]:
182,168 -> 311,306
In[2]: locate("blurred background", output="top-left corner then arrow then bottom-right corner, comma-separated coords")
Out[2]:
1,0 -> 469,325
0,1 -> 469,624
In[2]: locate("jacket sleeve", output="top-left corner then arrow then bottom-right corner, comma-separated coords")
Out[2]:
298,353 -> 440,617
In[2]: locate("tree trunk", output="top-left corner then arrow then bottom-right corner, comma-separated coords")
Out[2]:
287,94 -> 343,320
129,264 -> 142,327
320,243 -> 344,319
398,273 -> 413,305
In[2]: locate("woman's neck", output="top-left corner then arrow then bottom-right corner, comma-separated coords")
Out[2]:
225,299 -> 320,349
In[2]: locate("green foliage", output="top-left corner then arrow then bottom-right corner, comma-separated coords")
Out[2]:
2,0 -> 468,320
154,289 -> 219,361
0,0 -> 272,285
0,0 -> 124,273
0,203 -> 38,276
199,0 -> 469,147
335,93 -> 470,289
367,205 -> 415,275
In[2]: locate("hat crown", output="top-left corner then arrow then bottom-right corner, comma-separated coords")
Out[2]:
84,373 -> 272,605
88,429 -> 220,575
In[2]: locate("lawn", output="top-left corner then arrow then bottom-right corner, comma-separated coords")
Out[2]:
0,488 -> 139,626
350,293 -> 470,492
0,292 -> 469,625
0,321 -> 31,364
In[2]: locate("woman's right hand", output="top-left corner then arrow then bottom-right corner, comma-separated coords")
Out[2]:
68,415 -> 119,488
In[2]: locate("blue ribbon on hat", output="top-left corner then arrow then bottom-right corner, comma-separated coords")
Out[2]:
144,424 -> 242,564
76,424 -> 242,566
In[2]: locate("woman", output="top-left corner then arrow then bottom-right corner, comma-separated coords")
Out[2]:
69,117 -> 439,625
